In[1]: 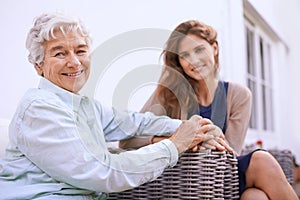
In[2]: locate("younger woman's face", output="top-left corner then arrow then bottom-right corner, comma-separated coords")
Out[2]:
178,34 -> 218,81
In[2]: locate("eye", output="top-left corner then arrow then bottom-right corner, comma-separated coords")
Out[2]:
195,47 -> 205,53
179,53 -> 189,59
54,52 -> 65,58
76,49 -> 88,56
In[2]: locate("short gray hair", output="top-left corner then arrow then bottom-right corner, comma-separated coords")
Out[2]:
26,12 -> 92,66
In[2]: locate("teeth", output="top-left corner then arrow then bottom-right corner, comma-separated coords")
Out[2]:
192,66 -> 204,71
68,72 -> 79,76
64,70 -> 82,76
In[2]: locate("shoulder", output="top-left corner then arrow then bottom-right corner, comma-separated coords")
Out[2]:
16,88 -> 70,117
227,81 -> 252,99
22,88 -> 61,106
11,89 -> 69,130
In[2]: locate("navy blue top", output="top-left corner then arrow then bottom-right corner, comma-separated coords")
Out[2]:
196,81 -> 256,196
199,81 -> 228,133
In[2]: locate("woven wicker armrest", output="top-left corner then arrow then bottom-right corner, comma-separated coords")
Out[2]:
241,148 -> 294,185
268,149 -> 294,185
108,150 -> 239,200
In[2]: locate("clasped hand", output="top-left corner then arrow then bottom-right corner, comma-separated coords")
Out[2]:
169,115 -> 233,154
192,117 -> 233,152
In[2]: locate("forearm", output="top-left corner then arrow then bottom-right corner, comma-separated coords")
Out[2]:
225,82 -> 252,154
119,136 -> 154,149
119,135 -> 170,150
225,125 -> 247,155
18,102 -> 178,193
97,139 -> 179,192
103,108 -> 181,141
20,129 -> 178,193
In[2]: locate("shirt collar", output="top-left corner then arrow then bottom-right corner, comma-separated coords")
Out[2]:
38,77 -> 83,113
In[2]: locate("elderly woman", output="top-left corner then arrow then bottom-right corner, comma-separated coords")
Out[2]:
0,13 -> 226,199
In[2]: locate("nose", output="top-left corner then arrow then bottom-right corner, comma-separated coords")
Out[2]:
67,53 -> 81,67
189,53 -> 199,66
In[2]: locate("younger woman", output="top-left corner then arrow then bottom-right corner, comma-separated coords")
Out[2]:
120,20 -> 298,199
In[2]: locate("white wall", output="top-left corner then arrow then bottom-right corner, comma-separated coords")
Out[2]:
0,0 -> 231,120
2,0 -> 298,161
248,0 -> 300,162
0,119 -> 10,157
0,0 -> 233,151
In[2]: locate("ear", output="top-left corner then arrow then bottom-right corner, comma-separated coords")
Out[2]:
213,42 -> 219,56
34,63 -> 44,76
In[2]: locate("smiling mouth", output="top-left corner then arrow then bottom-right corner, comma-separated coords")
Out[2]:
62,70 -> 84,77
192,65 -> 204,71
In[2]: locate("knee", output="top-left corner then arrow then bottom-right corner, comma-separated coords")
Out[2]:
241,188 -> 269,200
252,151 -> 272,161
250,151 -> 282,173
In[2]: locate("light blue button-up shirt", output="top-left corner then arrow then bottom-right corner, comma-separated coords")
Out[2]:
0,78 -> 181,199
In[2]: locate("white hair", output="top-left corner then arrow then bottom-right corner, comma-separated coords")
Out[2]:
26,12 -> 92,66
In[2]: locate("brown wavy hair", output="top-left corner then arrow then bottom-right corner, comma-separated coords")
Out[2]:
155,20 -> 219,119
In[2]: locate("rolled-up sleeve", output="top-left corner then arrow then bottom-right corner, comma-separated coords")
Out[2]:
96,102 -> 182,141
16,98 -> 179,193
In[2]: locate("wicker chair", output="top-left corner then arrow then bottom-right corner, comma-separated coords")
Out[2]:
268,149 -> 294,185
242,148 -> 294,185
107,150 -> 239,200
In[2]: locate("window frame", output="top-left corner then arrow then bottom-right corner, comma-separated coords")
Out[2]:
244,17 -> 275,136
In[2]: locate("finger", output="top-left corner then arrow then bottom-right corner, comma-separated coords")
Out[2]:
196,133 -> 214,142
196,124 -> 215,134
205,139 -> 225,152
217,138 -> 233,152
191,145 -> 198,152
187,136 -> 204,150
214,141 -> 226,151
199,146 -> 206,151
189,115 -> 203,123
189,134 -> 213,150
199,118 -> 213,126
201,141 -> 216,150
205,126 -> 224,138
205,138 -> 217,146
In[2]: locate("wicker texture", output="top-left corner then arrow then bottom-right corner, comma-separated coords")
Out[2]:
108,150 -> 239,200
242,148 -> 294,185
268,149 -> 294,185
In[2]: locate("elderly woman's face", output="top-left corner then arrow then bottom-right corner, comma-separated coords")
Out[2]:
36,30 -> 91,93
